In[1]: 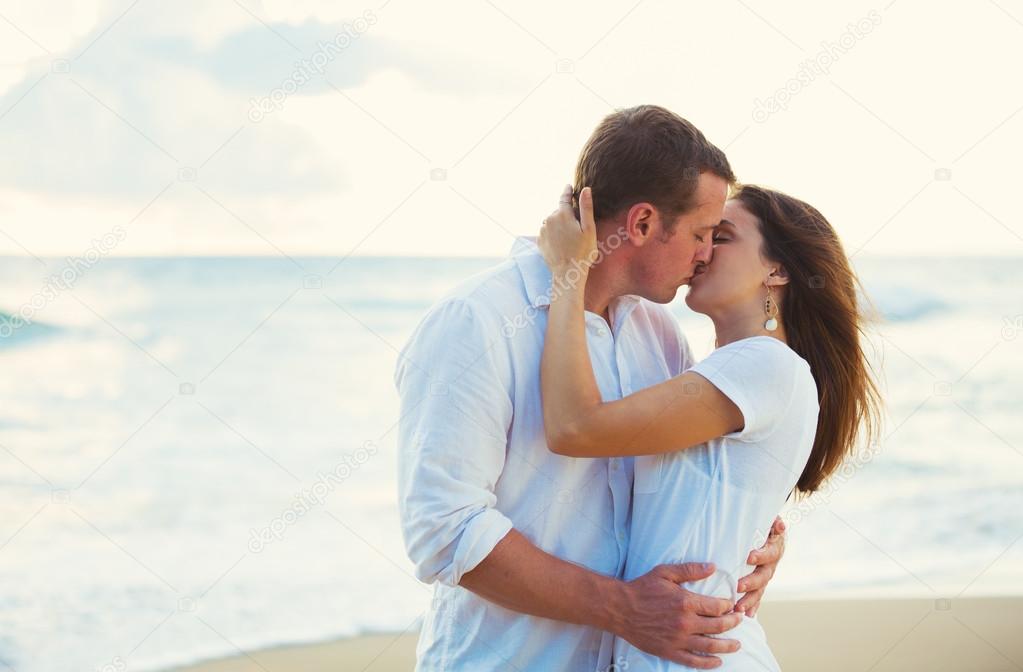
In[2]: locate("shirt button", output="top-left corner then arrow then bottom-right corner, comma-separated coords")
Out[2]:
611,459 -> 619,471
597,327 -> 608,337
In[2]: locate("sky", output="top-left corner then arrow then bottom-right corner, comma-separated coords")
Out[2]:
0,0 -> 1020,258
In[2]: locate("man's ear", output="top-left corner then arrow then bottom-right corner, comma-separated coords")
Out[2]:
623,202 -> 656,246
766,266 -> 790,287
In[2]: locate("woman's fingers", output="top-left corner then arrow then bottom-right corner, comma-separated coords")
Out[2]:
556,186 -> 577,228
734,586 -> 764,615
559,184 -> 573,205
579,186 -> 595,235
538,185 -> 597,268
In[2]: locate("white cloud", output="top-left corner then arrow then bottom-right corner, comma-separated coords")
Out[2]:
0,0 -> 1019,257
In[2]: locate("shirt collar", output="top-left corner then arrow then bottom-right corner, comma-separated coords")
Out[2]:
510,236 -> 554,309
509,236 -> 643,317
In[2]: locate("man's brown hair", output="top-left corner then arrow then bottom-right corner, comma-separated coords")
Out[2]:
574,105 -> 735,232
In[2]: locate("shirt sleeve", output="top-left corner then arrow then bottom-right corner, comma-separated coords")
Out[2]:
688,337 -> 799,444
393,298 -> 515,586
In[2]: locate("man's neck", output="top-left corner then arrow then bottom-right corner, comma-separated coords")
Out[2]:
582,265 -> 617,325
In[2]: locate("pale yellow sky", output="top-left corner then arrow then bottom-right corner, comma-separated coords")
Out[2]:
0,0 -> 1020,258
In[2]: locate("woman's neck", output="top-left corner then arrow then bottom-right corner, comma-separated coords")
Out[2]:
710,304 -> 787,348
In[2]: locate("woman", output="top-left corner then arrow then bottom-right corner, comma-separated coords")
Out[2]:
537,184 -> 881,671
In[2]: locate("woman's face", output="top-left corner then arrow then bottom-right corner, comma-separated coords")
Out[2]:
685,199 -> 778,315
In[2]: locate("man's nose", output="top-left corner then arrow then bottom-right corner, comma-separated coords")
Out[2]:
694,238 -> 714,264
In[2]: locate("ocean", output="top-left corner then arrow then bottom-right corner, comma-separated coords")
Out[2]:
0,254 -> 1020,671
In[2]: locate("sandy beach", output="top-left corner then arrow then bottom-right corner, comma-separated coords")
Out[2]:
167,597 -> 1022,672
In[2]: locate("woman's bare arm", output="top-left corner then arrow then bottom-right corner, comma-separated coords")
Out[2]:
538,187 -> 743,458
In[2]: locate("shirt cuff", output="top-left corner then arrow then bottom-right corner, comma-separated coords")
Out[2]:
442,507 -> 515,587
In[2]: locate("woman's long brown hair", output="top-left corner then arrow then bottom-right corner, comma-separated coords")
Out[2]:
732,184 -> 883,494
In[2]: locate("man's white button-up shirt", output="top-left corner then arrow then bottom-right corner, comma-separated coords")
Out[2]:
395,236 -> 694,671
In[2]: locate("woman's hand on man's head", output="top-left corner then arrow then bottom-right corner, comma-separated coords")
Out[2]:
538,185 -> 598,277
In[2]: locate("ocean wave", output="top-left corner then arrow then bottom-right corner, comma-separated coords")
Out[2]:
870,288 -> 947,322
0,311 -> 60,348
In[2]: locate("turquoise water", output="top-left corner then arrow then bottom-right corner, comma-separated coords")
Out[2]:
0,255 -> 1020,671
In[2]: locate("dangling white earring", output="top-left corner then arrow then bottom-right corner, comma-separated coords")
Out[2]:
764,284 -> 779,332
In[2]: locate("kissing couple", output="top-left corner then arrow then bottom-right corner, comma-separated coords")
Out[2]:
395,104 -> 881,671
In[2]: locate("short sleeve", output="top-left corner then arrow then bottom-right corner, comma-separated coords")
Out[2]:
688,337 -> 801,443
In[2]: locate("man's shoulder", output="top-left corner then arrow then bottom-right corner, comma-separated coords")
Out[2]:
428,258 -> 533,322
401,260 -> 534,354
395,262 -> 525,384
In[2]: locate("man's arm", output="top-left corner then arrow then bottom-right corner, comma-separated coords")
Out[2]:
462,530 -> 744,669
395,298 -> 741,668
395,298 -> 515,587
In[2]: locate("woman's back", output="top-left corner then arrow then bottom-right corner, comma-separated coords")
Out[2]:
617,336 -> 820,671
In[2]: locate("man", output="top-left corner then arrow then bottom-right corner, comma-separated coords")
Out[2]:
395,105 -> 786,671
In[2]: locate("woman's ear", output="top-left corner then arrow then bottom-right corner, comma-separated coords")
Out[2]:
766,266 -> 790,286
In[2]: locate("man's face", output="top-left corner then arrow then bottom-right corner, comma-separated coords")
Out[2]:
630,172 -> 728,303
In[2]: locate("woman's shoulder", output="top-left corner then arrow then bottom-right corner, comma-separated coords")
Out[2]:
737,338 -> 819,414
707,335 -> 802,368
720,336 -> 808,366
703,336 -> 816,397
